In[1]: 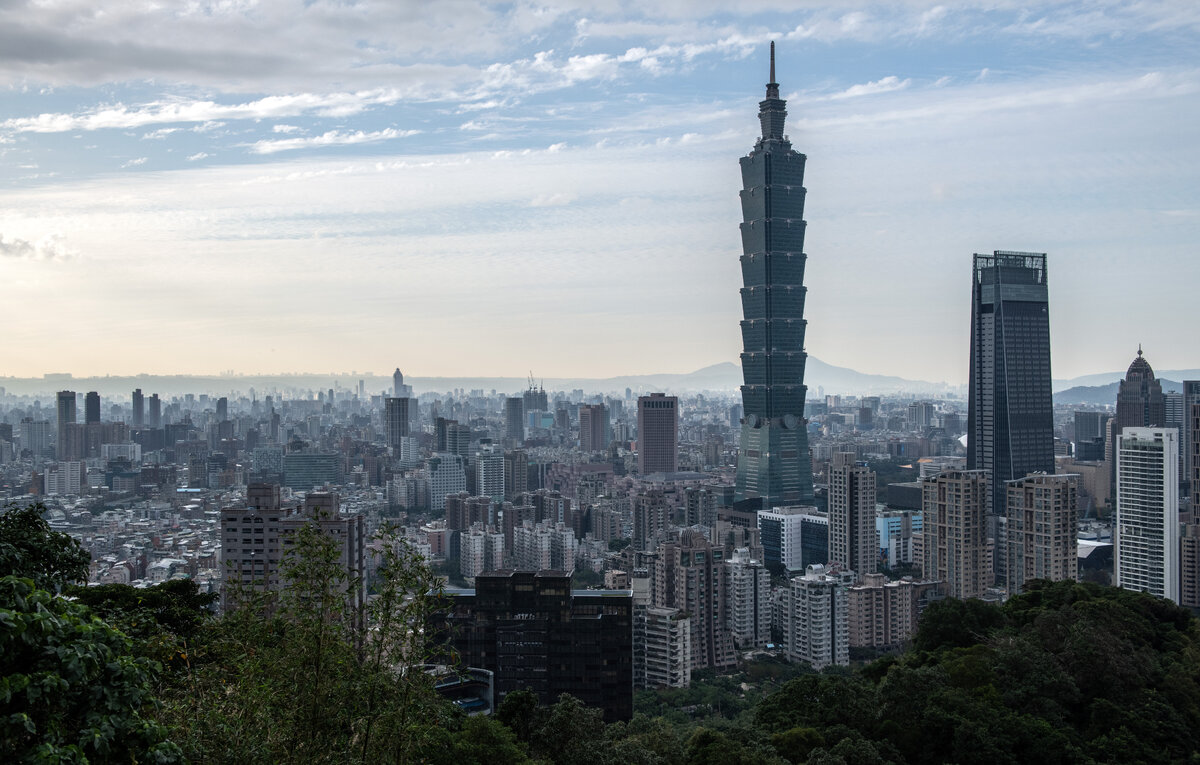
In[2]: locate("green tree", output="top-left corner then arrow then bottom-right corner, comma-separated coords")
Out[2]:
0,503 -> 89,592
0,575 -> 182,762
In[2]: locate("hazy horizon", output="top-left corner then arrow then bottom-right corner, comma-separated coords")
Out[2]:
3,2 -> 1198,382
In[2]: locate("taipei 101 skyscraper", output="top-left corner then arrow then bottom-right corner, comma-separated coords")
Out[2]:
734,43 -> 815,508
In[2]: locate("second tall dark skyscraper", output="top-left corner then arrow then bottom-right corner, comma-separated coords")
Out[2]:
734,44 -> 814,508
967,251 -> 1055,518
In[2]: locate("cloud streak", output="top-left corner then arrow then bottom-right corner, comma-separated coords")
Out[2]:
246,128 -> 421,154
0,233 -> 77,261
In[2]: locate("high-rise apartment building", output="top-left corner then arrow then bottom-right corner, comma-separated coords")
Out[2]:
921,469 -> 990,600
847,573 -> 939,649
637,394 -> 678,474
131,389 -> 145,427
579,403 -> 609,452
475,444 -> 505,503
504,397 -> 524,445
828,452 -> 877,580
220,486 -> 366,617
725,548 -> 771,649
1005,473 -> 1079,594
967,252 -> 1054,520
734,44 -> 815,509
779,564 -> 849,670
1185,381 -> 1200,506
653,530 -> 737,671
1115,428 -> 1179,603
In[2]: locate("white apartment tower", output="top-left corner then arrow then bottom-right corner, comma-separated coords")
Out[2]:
1115,428 -> 1180,603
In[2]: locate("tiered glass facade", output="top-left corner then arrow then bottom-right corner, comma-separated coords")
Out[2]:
734,46 -> 815,507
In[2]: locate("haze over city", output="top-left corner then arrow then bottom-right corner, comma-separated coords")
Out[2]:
2,1 -> 1198,382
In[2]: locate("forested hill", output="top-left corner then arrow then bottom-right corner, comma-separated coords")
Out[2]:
4,502 -> 1200,764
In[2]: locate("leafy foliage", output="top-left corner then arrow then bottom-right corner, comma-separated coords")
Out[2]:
0,575 -> 182,763
0,503 -> 90,592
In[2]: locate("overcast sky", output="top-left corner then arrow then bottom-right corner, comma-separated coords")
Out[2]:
1,0 -> 1197,384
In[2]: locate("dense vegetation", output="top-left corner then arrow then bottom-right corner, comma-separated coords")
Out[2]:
4,502 -> 1200,764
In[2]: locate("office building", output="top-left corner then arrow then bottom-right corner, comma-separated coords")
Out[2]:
637,394 -> 678,474
1005,473 -> 1079,594
431,571 -> 633,721
579,403 -> 609,452
84,391 -> 100,424
780,564 -> 849,669
1074,410 -> 1109,461
633,489 -> 670,551
56,391 -> 76,458
384,397 -> 411,449
734,44 -> 815,509
148,394 -> 161,429
921,469 -> 989,600
757,505 -> 823,574
503,397 -> 524,445
131,389 -> 144,427
282,453 -> 342,490
393,368 -> 412,398
1116,348 -> 1165,432
967,252 -> 1055,520
876,510 -> 922,569
1115,428 -> 1179,603
828,452 -> 877,580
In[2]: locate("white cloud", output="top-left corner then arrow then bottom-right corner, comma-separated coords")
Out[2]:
121,157 -> 148,167
273,124 -> 302,133
1,91 -> 406,134
186,152 -> 210,161
0,233 -> 77,261
246,128 -> 420,154
530,192 -> 575,207
831,76 -> 912,100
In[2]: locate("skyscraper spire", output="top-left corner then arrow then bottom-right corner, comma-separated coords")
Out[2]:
759,41 -> 786,140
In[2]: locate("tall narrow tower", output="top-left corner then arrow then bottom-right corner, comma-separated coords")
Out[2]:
967,252 -> 1054,518
734,43 -> 814,507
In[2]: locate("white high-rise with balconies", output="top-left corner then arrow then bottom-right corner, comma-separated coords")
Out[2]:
1115,427 -> 1180,603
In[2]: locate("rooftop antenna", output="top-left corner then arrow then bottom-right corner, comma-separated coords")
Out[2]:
770,40 -> 776,84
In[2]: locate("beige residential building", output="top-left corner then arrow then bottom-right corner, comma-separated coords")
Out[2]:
921,470 -> 989,600
1005,473 -> 1079,594
828,452 -> 878,580
848,573 -> 939,649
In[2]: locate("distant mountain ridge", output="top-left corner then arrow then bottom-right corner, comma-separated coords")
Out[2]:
1054,378 -> 1186,406
0,358 -> 956,398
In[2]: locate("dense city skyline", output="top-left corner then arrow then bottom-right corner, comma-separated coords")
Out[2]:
2,1 -> 1198,382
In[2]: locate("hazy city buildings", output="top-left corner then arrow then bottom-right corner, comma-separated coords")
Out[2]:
734,45 -> 815,509
637,394 -> 678,474
847,573 -> 938,649
967,252 -> 1055,521
1115,428 -> 1179,603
